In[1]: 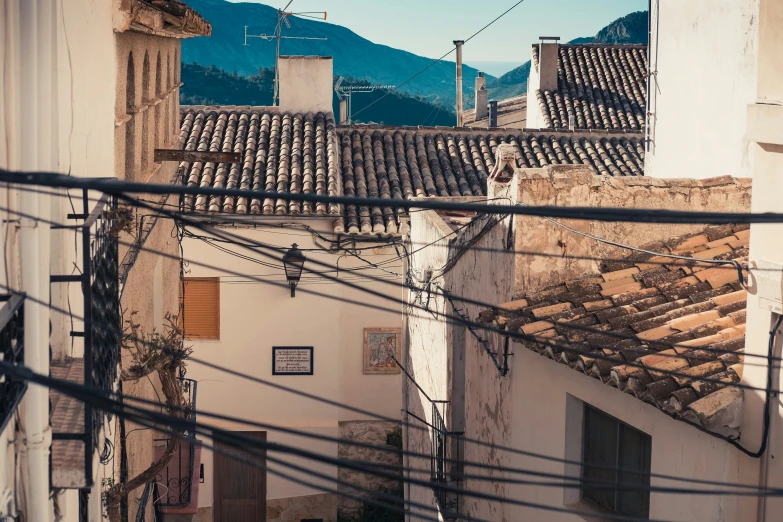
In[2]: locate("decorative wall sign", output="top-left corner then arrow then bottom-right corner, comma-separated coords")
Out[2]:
363,328 -> 401,375
272,347 -> 314,375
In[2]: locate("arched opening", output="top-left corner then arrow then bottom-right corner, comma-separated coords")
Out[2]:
155,51 -> 162,149
141,51 -> 151,172
125,53 -> 136,180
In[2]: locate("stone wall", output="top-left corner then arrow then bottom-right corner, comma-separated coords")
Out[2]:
267,493 -> 338,522
512,166 -> 753,297
337,420 -> 403,519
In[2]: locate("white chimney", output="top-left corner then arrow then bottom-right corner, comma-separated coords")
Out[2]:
538,36 -> 560,91
475,72 -> 488,121
278,56 -> 334,113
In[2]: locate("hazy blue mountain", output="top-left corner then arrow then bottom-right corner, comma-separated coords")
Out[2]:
486,11 -> 648,102
182,0 -> 492,106
180,63 -> 456,126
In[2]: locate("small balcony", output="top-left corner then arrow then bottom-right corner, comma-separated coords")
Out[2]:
50,192 -> 121,489
0,294 -> 26,434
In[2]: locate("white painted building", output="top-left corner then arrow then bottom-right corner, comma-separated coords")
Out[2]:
405,164 -> 758,522
645,0 -> 759,179
0,1 -> 209,521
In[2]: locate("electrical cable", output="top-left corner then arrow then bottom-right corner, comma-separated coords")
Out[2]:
343,0 -> 526,124
9,170 -> 783,224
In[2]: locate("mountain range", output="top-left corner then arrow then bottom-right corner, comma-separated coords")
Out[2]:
180,63 -> 457,126
181,0 -> 489,106
486,10 -> 649,102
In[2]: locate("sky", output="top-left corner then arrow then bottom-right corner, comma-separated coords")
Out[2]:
228,0 -> 648,75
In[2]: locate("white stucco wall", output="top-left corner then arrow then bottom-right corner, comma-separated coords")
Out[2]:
525,46 -> 546,129
278,56 -> 334,114
646,0 -> 759,179
182,220 -> 402,505
506,348 -> 758,522
741,1 -> 783,518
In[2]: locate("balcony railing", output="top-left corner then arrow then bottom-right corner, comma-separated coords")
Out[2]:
0,294 -> 25,433
51,190 -> 121,488
154,377 -> 199,509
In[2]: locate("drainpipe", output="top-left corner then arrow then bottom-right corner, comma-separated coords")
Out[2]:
20,0 -> 53,520
401,250 -> 411,522
454,40 -> 464,127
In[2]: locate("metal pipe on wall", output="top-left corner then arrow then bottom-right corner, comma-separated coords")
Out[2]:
454,40 -> 464,127
19,0 -> 53,520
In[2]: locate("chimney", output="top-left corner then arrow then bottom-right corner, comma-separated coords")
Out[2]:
488,100 -> 498,128
339,97 -> 348,124
538,36 -> 560,91
475,72 -> 488,121
454,40 -> 464,127
278,56 -> 334,113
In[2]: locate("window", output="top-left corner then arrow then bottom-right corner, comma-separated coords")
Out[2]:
581,405 -> 651,518
125,53 -> 136,180
181,278 -> 220,339
141,51 -> 151,171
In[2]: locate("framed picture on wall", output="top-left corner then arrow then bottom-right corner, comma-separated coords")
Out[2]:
363,328 -> 401,375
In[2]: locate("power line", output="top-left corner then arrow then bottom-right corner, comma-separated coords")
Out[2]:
8,170 -> 783,225
343,0 -> 527,124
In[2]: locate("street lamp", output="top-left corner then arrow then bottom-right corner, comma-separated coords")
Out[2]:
282,243 -> 306,297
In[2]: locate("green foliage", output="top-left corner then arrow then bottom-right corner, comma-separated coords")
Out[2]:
386,425 -> 403,449
180,63 -> 456,127
181,0 -> 490,106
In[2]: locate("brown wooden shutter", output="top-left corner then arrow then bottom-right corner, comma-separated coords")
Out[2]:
181,277 -> 220,339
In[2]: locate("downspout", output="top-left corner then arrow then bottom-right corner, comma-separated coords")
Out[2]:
643,0 -> 653,172
20,0 -> 53,521
401,248 -> 411,522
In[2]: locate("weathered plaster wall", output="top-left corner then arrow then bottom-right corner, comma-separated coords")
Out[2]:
183,221 -> 402,511
406,191 -> 515,521
506,347 -> 759,522
646,0 -> 759,179
512,166 -> 753,297
278,56 -> 333,114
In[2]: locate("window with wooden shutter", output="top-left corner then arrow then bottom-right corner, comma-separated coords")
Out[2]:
181,277 -> 220,339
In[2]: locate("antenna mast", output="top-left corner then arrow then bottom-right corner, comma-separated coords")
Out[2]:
334,77 -> 396,124
244,1 -> 327,106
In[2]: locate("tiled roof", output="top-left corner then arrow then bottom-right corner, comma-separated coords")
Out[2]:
178,108 -> 645,235
124,0 -> 212,37
464,95 -> 527,128
179,107 -> 340,216
478,225 -> 750,437
533,44 -> 648,131
51,358 -> 87,488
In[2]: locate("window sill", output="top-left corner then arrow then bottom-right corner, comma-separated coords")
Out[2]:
564,498 -> 637,522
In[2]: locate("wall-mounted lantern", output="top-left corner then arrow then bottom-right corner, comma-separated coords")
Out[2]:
282,243 -> 306,297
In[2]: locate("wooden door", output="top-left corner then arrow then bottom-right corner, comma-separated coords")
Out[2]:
214,431 -> 267,522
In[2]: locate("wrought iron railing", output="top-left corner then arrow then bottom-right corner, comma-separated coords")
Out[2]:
431,401 -> 448,509
0,293 -> 25,433
51,190 -> 121,488
154,377 -> 198,507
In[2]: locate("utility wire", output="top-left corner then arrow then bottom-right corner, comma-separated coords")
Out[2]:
7,170 -> 783,224
343,0 -> 526,124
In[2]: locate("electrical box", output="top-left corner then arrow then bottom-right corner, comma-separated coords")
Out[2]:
756,259 -> 783,314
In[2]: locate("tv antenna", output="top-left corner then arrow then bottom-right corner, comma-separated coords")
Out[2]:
334,76 -> 396,124
244,0 -> 327,106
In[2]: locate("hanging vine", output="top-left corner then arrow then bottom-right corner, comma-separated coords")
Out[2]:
104,312 -> 192,522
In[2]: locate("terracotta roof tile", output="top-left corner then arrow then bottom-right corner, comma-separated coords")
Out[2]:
480,227 -> 750,437
179,108 -> 646,235
534,44 -> 648,131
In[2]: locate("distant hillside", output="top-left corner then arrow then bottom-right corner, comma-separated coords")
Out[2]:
182,0 -> 491,106
486,11 -> 648,102
594,11 -> 649,44
180,63 -> 456,126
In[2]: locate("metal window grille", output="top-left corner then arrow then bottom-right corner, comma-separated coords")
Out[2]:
0,294 -> 25,433
154,378 -> 198,507
431,401 -> 448,509
51,191 -> 121,488
78,489 -> 89,522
